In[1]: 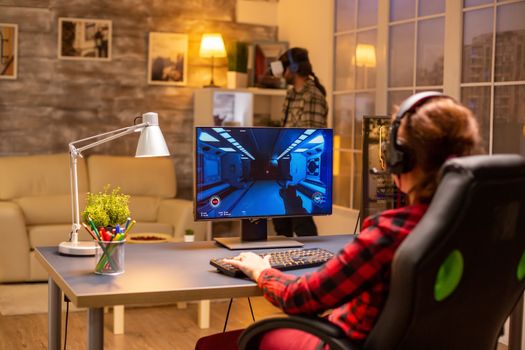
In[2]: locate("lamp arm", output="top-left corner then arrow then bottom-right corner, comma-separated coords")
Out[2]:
71,122 -> 148,155
67,121 -> 148,242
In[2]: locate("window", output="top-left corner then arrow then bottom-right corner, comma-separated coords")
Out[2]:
388,0 -> 445,110
460,0 -> 525,154
333,0 -> 378,209
332,0 -> 525,211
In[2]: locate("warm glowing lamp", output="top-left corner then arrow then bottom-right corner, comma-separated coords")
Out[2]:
59,112 -> 170,256
355,44 -> 376,68
355,44 -> 376,89
199,33 -> 227,88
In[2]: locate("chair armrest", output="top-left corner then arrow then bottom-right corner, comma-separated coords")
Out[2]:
157,199 -> 207,241
0,201 -> 31,282
238,315 -> 360,350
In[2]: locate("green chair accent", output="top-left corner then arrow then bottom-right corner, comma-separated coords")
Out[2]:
517,250 -> 525,281
434,250 -> 464,301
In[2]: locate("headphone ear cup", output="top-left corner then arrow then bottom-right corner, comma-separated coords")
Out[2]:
397,144 -> 415,174
287,50 -> 298,73
386,142 -> 414,175
387,91 -> 446,174
386,120 -> 406,175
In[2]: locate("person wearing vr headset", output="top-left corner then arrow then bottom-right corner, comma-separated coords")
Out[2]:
271,47 -> 329,238
195,92 -> 483,350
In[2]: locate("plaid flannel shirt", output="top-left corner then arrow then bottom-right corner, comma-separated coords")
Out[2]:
282,79 -> 328,128
257,203 -> 428,342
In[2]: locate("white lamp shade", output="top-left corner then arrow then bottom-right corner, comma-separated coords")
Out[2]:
135,112 -> 170,157
199,33 -> 227,58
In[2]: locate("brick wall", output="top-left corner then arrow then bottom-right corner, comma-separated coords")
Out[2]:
0,0 -> 277,198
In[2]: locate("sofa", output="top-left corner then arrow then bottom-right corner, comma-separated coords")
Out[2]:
0,153 -> 205,283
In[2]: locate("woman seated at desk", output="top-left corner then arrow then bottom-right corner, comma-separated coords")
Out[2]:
196,92 -> 483,350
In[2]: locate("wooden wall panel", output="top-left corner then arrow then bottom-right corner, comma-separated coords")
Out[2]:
0,0 -> 277,198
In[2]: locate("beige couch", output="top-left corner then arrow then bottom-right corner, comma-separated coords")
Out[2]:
0,153 -> 205,283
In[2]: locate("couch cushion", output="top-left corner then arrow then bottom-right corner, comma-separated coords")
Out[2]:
0,153 -> 88,200
87,155 -> 176,198
29,224 -> 93,249
129,196 -> 161,222
14,195 -> 87,226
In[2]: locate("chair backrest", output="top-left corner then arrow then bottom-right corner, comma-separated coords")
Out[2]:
365,154 -> 525,350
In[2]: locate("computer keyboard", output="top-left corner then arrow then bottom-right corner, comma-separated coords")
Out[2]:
210,248 -> 334,277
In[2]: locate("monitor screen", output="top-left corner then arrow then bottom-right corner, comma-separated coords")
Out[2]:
195,127 -> 333,221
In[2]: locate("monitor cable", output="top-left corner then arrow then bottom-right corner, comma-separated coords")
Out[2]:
223,298 -> 256,332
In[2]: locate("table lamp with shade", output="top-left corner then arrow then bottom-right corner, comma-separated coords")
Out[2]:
199,33 -> 227,87
355,44 -> 376,89
58,112 -> 170,256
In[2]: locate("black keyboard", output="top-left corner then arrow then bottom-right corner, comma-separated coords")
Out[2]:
210,248 -> 334,277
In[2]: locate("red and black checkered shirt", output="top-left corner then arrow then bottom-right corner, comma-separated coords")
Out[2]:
257,203 -> 428,343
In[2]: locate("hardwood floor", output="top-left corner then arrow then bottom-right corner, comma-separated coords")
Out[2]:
0,297 -> 281,350
0,298 -> 511,350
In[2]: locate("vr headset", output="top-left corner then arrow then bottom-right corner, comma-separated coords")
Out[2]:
270,60 -> 284,77
270,51 -> 298,77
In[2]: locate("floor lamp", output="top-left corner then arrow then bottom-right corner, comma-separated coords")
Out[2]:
199,33 -> 226,88
355,43 -> 376,89
58,112 -> 170,256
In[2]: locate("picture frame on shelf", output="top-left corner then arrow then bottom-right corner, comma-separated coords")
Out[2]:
58,18 -> 112,61
250,41 -> 288,88
147,32 -> 188,86
0,23 -> 18,79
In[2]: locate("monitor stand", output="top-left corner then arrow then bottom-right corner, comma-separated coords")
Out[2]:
214,218 -> 304,250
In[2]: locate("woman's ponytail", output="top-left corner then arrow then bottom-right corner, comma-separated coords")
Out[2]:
310,72 -> 327,97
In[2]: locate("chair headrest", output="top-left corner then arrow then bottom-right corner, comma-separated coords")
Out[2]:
442,154 -> 525,181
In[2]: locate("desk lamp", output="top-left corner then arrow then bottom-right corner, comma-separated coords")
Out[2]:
199,33 -> 227,87
58,112 -> 170,256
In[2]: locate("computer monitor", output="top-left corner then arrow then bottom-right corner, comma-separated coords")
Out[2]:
194,126 -> 333,249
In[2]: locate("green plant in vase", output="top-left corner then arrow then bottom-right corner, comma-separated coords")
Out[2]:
184,228 -> 195,242
226,41 -> 248,88
82,185 -> 131,229
227,41 -> 248,73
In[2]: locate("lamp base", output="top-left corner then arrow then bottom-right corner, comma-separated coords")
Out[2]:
58,241 -> 99,256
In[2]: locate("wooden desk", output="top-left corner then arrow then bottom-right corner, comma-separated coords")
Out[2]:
35,235 -> 352,350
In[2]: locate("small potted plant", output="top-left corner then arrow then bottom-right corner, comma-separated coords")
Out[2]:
226,41 -> 248,89
184,229 -> 195,242
82,185 -> 131,232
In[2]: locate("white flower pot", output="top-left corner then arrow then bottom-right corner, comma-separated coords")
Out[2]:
227,71 -> 248,89
184,235 -> 195,242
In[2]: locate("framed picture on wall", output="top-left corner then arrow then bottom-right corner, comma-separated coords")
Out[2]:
251,41 -> 288,88
147,32 -> 188,86
58,18 -> 112,61
0,23 -> 18,79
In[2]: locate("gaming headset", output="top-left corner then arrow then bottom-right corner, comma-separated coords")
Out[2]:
287,50 -> 299,73
386,91 -> 449,175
